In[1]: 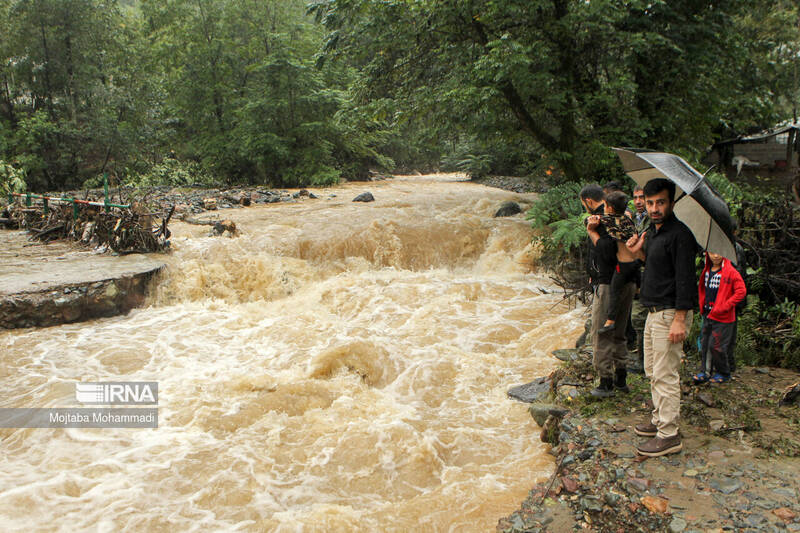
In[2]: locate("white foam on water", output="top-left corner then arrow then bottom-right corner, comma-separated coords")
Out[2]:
0,175 -> 585,532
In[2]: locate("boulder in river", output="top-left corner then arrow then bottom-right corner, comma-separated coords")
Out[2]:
493,201 -> 522,217
508,376 -> 551,403
353,192 -> 375,202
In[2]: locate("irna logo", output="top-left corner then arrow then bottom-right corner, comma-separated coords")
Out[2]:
75,382 -> 158,405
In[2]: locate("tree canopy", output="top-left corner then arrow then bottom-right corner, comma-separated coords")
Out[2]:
0,0 -> 798,190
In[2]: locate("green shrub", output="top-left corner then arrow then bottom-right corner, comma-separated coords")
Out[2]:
440,152 -> 493,178
0,160 -> 26,196
123,159 -> 218,188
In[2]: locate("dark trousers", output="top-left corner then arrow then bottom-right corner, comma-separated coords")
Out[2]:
728,319 -> 738,373
699,317 -> 736,377
592,283 -> 635,378
606,261 -> 639,323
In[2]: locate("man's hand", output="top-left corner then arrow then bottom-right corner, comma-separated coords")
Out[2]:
626,231 -> 646,252
625,231 -> 647,261
669,311 -> 687,344
586,215 -> 601,231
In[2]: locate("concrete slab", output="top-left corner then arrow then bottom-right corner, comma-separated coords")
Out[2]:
0,230 -> 165,328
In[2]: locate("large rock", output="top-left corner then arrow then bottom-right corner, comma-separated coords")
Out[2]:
493,201 -> 522,217
508,377 -> 551,403
529,402 -> 569,426
352,192 -> 375,202
552,348 -> 579,362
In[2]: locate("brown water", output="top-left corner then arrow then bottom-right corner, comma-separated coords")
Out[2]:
0,174 -> 584,532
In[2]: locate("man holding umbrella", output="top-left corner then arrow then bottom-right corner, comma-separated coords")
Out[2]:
626,178 -> 697,457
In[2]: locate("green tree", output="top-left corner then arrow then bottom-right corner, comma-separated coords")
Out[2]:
312,0 -> 800,181
141,0 -> 389,186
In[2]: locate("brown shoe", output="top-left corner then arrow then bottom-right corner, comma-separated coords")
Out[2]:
634,422 -> 657,437
636,434 -> 683,457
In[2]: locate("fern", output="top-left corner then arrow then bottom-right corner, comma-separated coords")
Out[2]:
526,182 -> 584,229
547,215 -> 589,253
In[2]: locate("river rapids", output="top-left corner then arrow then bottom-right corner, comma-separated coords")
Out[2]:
1,174 -> 584,532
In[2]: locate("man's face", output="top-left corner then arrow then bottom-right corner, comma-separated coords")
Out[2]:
645,189 -> 673,224
581,199 -> 594,214
633,189 -> 646,213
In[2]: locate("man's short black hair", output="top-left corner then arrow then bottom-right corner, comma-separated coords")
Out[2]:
643,178 -> 676,202
603,181 -> 623,192
579,184 -> 604,202
605,191 -> 628,215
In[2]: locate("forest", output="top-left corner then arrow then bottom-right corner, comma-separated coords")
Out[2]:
1,0 -> 798,192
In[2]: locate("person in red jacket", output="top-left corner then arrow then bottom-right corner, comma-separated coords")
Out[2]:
694,252 -> 747,384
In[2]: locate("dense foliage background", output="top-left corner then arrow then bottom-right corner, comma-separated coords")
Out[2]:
1,0 -> 798,191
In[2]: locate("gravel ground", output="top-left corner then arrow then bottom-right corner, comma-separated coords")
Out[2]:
499,345 -> 800,533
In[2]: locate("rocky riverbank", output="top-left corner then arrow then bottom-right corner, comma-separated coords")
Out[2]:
472,175 -> 545,194
498,343 -> 800,532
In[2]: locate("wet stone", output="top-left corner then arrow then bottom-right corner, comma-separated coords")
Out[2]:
745,514 -> 767,528
628,478 -> 650,492
580,496 -> 603,513
604,492 -> 622,506
552,348 -> 579,361
710,477 -> 742,494
352,192 -> 375,202
669,517 -> 688,532
508,378 -> 551,403
558,431 -> 571,444
772,487 -> 797,499
493,201 -> 522,217
528,403 -> 568,426
577,449 -> 594,461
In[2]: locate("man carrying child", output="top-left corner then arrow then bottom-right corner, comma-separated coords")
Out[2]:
582,186 -> 636,398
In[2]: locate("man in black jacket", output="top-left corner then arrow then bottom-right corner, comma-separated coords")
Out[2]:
580,184 -> 634,398
626,178 -> 697,457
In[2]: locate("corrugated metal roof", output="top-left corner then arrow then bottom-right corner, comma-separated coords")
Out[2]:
714,122 -> 800,146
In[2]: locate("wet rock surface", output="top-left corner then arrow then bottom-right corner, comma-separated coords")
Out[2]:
473,175 -> 544,193
498,348 -> 800,532
352,191 -> 375,202
493,201 -> 522,217
508,377 -> 551,403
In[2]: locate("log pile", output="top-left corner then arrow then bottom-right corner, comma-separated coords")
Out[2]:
2,201 -> 173,254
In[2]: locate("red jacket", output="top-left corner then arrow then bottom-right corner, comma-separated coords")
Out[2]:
698,255 -> 747,323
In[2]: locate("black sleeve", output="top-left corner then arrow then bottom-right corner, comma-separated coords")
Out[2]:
596,236 -> 617,268
673,229 -> 698,310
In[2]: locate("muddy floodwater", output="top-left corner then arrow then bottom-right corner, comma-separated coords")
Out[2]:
0,174 -> 584,531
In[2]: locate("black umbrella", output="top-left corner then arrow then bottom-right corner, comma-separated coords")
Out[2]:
613,148 -> 737,261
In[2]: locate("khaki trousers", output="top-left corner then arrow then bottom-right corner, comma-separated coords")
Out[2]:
591,283 -> 635,378
643,308 -> 693,439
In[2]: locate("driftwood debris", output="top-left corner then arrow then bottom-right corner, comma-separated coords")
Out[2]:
179,213 -> 237,236
4,201 -> 172,253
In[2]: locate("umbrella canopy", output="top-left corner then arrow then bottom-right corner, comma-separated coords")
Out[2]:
613,148 -> 737,261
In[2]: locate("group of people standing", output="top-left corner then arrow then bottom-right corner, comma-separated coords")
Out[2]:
580,178 -> 746,457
